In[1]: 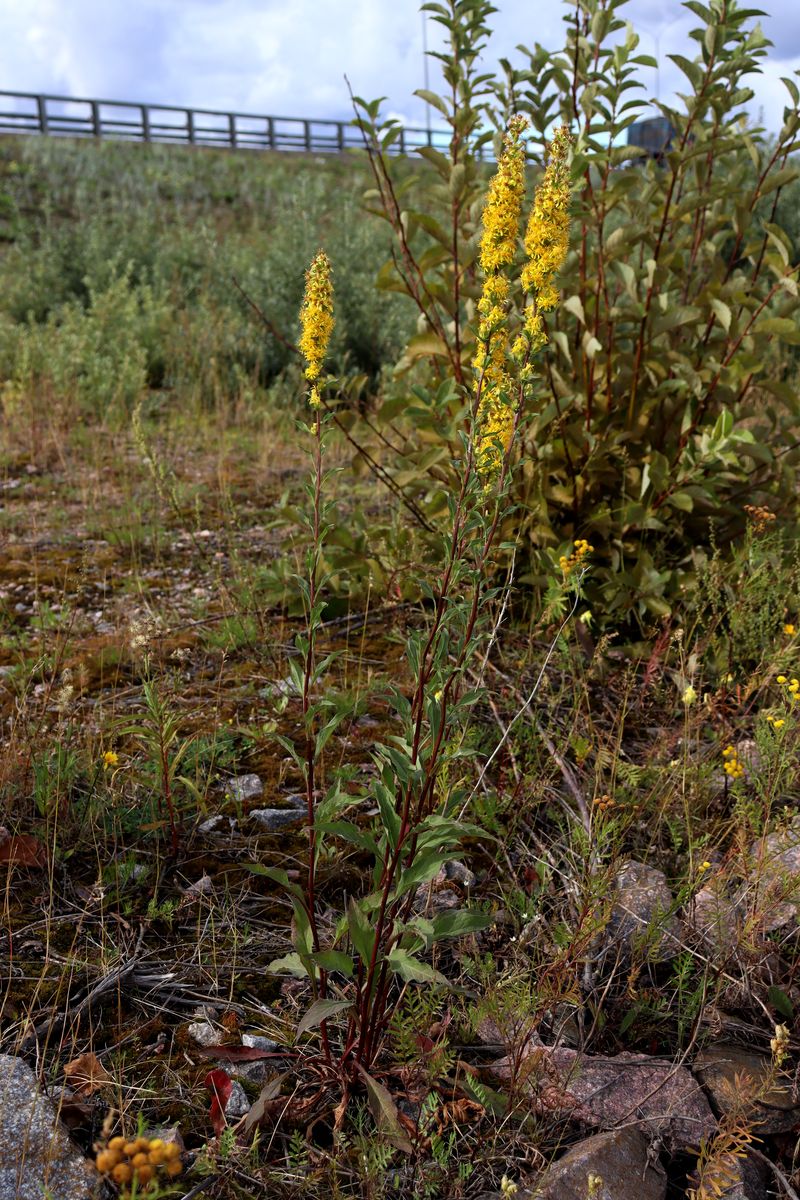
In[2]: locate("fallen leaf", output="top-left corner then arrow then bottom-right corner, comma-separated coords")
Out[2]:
0,834 -> 47,869
203,1045 -> 282,1062
204,1068 -> 233,1135
64,1051 -> 111,1096
242,1074 -> 288,1133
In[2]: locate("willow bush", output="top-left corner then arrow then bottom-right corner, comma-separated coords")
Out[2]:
344,0 -> 800,633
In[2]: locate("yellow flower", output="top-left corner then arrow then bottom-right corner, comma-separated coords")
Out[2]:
500,1178 -> 519,1198
777,675 -> 788,684
699,860 -> 712,872
473,116 -> 528,480
102,751 -> 119,769
785,623 -> 796,635
520,125 -> 572,354
298,250 -> 334,408
682,685 -> 697,706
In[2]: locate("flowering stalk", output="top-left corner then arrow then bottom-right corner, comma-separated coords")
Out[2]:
298,252 -> 334,1013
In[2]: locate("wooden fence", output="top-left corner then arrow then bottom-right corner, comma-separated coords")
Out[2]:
0,89 -> 471,157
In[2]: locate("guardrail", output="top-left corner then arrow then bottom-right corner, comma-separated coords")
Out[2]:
0,89 -> 473,157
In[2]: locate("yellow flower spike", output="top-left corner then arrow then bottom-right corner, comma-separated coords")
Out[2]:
520,124 -> 573,354
299,250 -> 334,408
473,116 -> 528,481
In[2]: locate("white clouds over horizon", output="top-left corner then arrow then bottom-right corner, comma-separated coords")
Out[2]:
1,0 -> 799,134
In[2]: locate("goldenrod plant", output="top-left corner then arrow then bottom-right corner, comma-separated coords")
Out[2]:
266,122 -> 572,1100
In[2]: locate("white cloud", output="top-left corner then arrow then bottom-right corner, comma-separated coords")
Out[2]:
0,0 -> 798,134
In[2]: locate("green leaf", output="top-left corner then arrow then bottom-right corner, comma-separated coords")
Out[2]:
356,1065 -> 413,1153
430,909 -> 491,940
768,985 -> 794,1020
347,898 -> 376,964
267,952 -> 309,978
296,998 -> 353,1038
387,948 -> 449,985
312,950 -> 355,976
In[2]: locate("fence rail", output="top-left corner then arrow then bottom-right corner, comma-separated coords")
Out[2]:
0,89 -> 470,157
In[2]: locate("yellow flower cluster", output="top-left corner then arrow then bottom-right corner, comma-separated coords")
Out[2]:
722,745 -> 745,779
102,750 -> 119,769
95,1135 -> 182,1192
785,623 -> 796,636
777,675 -> 800,701
766,714 -> 786,730
518,125 -> 572,355
473,116 -> 528,480
559,538 -> 593,576
743,503 -> 775,534
298,250 -> 334,408
593,793 -> 616,812
771,1022 -> 790,1067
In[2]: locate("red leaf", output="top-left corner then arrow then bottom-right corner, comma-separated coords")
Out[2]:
204,1068 -> 233,1136
204,1045 -> 281,1062
0,834 -> 47,869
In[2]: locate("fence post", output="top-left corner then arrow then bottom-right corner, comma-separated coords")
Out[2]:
141,105 -> 151,142
90,100 -> 101,137
399,126 -> 406,155
187,109 -> 196,144
228,113 -> 237,148
303,119 -> 311,152
36,95 -> 48,136
337,121 -> 344,152
267,116 -> 275,150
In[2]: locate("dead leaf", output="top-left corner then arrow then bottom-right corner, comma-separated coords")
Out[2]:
64,1051 -> 111,1096
242,1074 -> 288,1133
203,1044 -> 281,1062
0,834 -> 47,869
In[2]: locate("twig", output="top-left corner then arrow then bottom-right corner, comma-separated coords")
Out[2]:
750,1148 -> 800,1200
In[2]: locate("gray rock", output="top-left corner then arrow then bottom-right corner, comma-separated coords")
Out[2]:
242,1034 -> 280,1051
689,882 -> 741,953
485,1046 -> 715,1152
0,1054 -> 103,1199
607,860 -> 681,961
224,1081 -> 249,1119
528,1127 -> 666,1200
187,1020 -> 219,1047
413,860 -> 477,913
249,808 -> 303,832
224,774 -> 263,804
694,1043 -> 800,1134
745,818 -> 800,932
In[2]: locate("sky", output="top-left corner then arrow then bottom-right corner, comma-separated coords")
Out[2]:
0,0 -> 799,135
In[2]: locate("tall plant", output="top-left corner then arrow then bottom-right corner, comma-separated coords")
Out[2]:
265,120 -> 572,1111
348,0 -> 800,631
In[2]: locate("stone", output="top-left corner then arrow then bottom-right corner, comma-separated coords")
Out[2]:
606,860 -> 681,961
242,1034 -> 280,1051
249,808 -> 303,832
224,774 -> 263,804
224,1081 -> 249,1119
528,1127 -> 666,1200
485,1045 -> 715,1152
413,860 -> 477,913
0,1054 -> 103,1199
187,1020 -> 219,1047
694,1043 -> 800,1134
744,818 -> 800,932
689,881 -> 741,953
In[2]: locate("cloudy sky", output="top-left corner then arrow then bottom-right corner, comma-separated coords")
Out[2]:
0,0 -> 798,133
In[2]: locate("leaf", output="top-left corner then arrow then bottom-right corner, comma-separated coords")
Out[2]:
267,952 -> 310,977
312,949 -> 355,976
203,1045 -> 281,1062
709,298 -> 732,333
356,1065 -> 413,1153
347,898 -> 376,964
63,1052 -> 111,1096
387,948 -> 449,986
430,909 -> 491,941
0,833 -> 47,869
242,1073 -> 288,1133
297,998 -> 353,1038
204,1068 -> 233,1136
768,985 -> 794,1020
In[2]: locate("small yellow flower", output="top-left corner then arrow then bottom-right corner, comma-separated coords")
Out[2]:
102,751 -> 119,769
500,1177 -> 519,1197
771,1022 -> 790,1067
520,125 -> 573,355
777,675 -> 788,684
785,624 -> 796,636
682,685 -> 697,706
699,860 -> 712,872
773,719 -> 785,729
